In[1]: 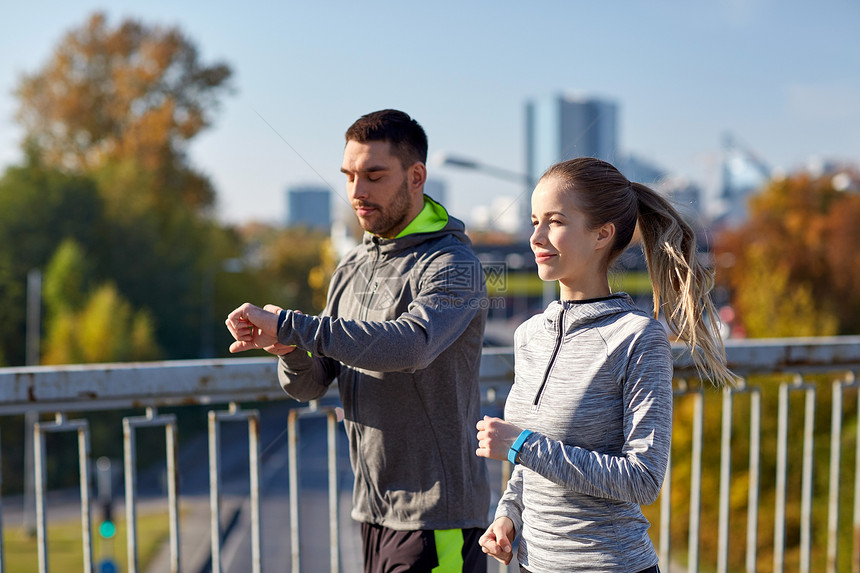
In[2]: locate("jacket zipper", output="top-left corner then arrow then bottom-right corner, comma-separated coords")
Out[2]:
359,242 -> 382,321
533,306 -> 566,408
354,242 -> 381,517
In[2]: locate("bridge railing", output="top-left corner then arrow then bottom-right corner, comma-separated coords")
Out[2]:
1,336 -> 859,572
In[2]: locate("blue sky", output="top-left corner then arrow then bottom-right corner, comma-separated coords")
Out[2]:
2,0 -> 858,226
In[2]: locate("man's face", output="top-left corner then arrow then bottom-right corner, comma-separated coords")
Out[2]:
341,140 -> 416,238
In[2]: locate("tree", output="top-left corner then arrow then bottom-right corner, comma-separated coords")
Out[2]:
242,224 -> 333,315
715,168 -> 860,336
15,11 -> 232,213
40,238 -> 161,364
43,282 -> 160,365
42,238 -> 94,316
7,13 -> 236,361
0,152 -> 106,365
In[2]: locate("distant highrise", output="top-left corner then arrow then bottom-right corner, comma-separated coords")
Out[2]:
524,94 -> 619,228
286,185 -> 331,230
526,93 -> 619,183
423,178 -> 446,206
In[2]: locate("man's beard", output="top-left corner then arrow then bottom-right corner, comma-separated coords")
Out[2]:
354,177 -> 412,237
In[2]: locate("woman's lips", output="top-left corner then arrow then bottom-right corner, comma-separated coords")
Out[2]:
534,252 -> 556,263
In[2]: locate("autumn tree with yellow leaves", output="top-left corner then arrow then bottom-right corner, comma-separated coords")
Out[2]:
715,168 -> 860,337
15,12 -> 232,214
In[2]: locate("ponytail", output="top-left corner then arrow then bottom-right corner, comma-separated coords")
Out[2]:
632,182 -> 735,387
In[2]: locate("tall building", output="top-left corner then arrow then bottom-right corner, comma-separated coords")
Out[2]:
526,93 -> 619,182
524,93 -> 619,228
423,178 -> 446,206
285,185 -> 331,230
717,133 -> 770,226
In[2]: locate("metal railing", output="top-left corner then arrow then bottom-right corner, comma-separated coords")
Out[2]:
0,337 -> 859,572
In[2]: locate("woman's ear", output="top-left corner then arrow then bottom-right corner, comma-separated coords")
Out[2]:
595,222 -> 616,251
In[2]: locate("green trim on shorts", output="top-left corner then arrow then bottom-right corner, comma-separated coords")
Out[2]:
432,529 -> 465,572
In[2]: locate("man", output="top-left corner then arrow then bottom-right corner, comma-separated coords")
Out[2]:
226,109 -> 490,572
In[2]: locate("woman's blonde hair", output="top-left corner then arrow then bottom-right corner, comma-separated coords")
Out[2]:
541,157 -> 735,387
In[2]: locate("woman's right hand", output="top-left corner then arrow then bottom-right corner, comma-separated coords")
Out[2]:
479,516 -> 515,565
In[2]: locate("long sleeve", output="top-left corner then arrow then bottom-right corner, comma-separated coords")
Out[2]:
494,464 -> 526,537
275,256 -> 484,373
277,349 -> 341,402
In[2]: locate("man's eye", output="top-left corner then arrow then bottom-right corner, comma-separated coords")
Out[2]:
367,176 -> 381,182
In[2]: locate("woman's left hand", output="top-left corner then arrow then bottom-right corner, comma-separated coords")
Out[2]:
476,416 -> 524,461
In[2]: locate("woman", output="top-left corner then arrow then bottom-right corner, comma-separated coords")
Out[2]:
475,158 -> 734,572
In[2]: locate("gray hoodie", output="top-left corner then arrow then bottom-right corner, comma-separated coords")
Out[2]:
276,203 -> 490,531
497,294 -> 673,572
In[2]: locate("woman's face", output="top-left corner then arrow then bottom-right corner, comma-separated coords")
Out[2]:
529,177 -> 613,298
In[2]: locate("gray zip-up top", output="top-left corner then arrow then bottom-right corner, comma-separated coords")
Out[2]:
497,294 -> 673,572
275,203 -> 490,531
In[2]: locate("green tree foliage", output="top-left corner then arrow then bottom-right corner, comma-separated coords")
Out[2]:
43,282 -> 160,364
240,224 -> 333,314
0,153 -> 106,365
715,169 -> 860,336
43,238 -> 94,316
41,239 -> 161,364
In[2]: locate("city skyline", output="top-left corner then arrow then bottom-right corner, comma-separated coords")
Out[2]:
1,1 -> 858,227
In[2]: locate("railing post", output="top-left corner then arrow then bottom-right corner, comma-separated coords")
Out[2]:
0,426 -> 4,573
208,409 -> 222,573
774,376 -> 816,573
716,380 -> 761,573
854,373 -> 860,573
123,407 -> 180,573
661,381 -> 703,573
327,410 -> 340,572
826,373 -> 856,573
288,408 -> 300,572
717,385 -> 733,573
287,403 -> 344,573
33,413 -> 93,573
208,402 -> 262,573
747,387 -> 761,573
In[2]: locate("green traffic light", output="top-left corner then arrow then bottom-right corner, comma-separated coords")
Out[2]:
99,520 -> 116,539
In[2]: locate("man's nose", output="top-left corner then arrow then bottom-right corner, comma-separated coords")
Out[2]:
349,178 -> 368,201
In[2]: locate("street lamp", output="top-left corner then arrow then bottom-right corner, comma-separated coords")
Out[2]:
433,152 -> 533,188
433,151 -> 557,309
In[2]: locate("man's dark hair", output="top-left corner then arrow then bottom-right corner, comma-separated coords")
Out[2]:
345,109 -> 428,169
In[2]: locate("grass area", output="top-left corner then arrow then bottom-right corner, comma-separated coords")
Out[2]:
3,509 -> 173,572
488,270 -> 653,297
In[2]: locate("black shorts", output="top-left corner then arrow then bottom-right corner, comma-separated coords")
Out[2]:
360,523 -> 487,573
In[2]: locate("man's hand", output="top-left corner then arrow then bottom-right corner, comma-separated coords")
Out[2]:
479,517 -> 515,565
476,416 -> 524,461
225,302 -> 281,353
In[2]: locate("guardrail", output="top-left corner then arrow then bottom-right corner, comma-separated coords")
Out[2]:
1,337 -> 859,572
